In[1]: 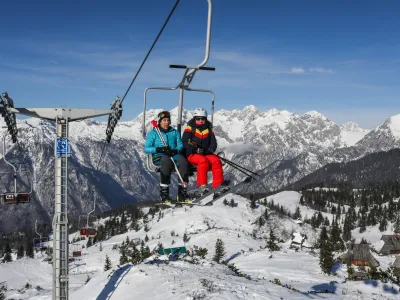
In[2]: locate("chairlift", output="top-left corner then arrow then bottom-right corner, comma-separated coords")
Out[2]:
71,241 -> 82,257
79,195 -> 98,238
33,220 -> 49,253
0,131 -> 33,204
141,0 -> 215,175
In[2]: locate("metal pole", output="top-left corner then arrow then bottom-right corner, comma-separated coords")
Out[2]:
177,87 -> 184,134
53,116 -> 69,300
2,130 -> 18,196
86,193 -> 96,228
187,0 -> 213,77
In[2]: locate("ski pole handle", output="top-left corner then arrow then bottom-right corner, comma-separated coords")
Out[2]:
151,120 -> 159,128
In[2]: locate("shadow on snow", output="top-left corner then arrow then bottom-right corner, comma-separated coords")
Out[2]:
96,264 -> 133,300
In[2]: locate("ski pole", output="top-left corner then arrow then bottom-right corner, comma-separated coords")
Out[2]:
216,154 -> 260,177
150,120 -> 185,184
222,159 -> 256,180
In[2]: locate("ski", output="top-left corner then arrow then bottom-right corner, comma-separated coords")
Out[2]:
202,186 -> 231,206
155,200 -> 204,208
191,180 -> 231,204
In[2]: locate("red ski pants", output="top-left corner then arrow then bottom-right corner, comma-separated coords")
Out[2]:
188,154 -> 224,189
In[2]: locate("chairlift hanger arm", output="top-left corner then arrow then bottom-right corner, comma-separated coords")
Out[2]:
169,65 -> 215,71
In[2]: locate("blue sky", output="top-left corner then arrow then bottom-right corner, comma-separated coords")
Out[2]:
1,0 -> 399,128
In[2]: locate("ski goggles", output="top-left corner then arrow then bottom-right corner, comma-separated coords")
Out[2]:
195,117 -> 206,121
158,111 -> 171,120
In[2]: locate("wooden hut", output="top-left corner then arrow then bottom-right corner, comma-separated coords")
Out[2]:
393,256 -> 400,277
339,243 -> 379,268
379,235 -> 400,255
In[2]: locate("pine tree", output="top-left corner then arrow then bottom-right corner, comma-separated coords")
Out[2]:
183,232 -> 190,243
119,214 -> 127,234
359,214 -> 367,233
140,242 -> 151,259
318,226 -> 328,249
104,254 -> 112,271
0,284 -> 6,300
17,245 -> 24,259
342,214 -> 352,242
3,244 -> 12,263
394,216 -> 400,234
250,197 -> 257,209
145,234 -> 149,242
25,244 -> 34,258
258,216 -> 265,227
379,218 -> 387,232
319,231 -> 334,274
230,199 -> 235,207
119,248 -> 128,265
264,207 -> 268,220
86,237 -> 93,248
99,243 -> 103,252
293,206 -> 302,220
213,238 -> 226,263
223,199 -> 228,206
131,245 -> 141,264
267,228 -> 280,251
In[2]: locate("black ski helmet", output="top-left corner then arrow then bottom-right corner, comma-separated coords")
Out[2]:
158,111 -> 171,123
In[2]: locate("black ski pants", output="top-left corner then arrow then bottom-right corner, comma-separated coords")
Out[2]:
159,154 -> 189,184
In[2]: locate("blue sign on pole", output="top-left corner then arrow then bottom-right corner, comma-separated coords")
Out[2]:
56,137 -> 71,157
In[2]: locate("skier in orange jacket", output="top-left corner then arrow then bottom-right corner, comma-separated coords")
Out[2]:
182,108 -> 225,195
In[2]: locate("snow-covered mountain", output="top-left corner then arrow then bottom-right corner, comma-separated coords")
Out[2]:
1,192 -> 399,299
340,122 -> 370,147
2,105 -> 400,233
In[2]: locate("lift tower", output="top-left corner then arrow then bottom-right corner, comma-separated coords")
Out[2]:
0,99 -> 122,300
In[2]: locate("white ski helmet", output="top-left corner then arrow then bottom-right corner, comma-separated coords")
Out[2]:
192,108 -> 207,118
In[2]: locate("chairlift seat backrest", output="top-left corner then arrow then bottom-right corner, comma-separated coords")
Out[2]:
2,192 -> 31,204
80,228 -> 97,237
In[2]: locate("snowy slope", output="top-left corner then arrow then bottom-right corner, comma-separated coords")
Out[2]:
1,192 -> 399,300
340,122 -> 370,147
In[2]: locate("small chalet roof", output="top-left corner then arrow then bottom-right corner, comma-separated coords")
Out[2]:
393,256 -> 400,269
381,235 -> 400,249
353,244 -> 370,261
292,232 -> 303,244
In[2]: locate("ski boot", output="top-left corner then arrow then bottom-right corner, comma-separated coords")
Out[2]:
213,180 -> 231,199
177,182 -> 192,205
160,184 -> 172,205
195,184 -> 210,199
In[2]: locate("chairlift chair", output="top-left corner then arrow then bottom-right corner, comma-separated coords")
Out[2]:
78,195 -> 98,238
71,242 -> 82,257
33,220 -> 49,253
141,0 -> 216,176
0,131 -> 33,204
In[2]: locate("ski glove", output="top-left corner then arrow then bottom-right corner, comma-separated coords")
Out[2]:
194,148 -> 204,154
156,146 -> 172,155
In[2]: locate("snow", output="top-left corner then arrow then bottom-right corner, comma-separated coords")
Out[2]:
292,232 -> 303,244
339,122 -> 369,147
387,114 -> 400,139
340,131 -> 369,147
1,192 -> 399,299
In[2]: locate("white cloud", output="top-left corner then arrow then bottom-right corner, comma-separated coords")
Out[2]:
309,67 -> 335,74
290,67 -> 305,74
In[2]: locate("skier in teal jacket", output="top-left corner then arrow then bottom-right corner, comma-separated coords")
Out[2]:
144,111 -> 189,202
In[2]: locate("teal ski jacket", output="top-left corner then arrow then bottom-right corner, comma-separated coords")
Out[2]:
144,127 -> 184,156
